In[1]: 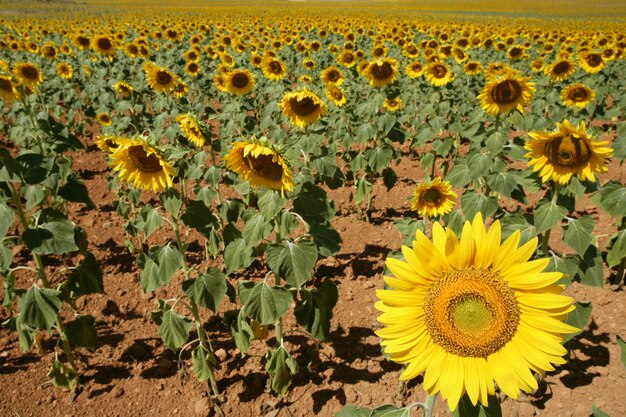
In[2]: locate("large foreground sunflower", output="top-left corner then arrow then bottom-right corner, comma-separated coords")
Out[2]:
376,213 -> 578,411
224,138 -> 294,196
525,120 -> 613,185
109,139 -> 175,192
279,89 -> 328,129
176,114 -> 205,147
560,83 -> 595,109
478,73 -> 535,116
13,62 -> 43,87
410,177 -> 457,217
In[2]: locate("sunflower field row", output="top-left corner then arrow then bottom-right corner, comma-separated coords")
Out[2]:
0,3 -> 625,416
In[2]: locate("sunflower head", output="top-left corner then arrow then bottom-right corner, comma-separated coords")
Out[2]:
95,135 -> 131,154
463,60 -> 483,76
109,138 -> 175,192
424,61 -> 454,87
410,177 -> 457,218
113,81 -> 133,97
546,59 -> 576,82
478,73 -> 535,116
55,62 -> 73,79
224,137 -> 295,196
279,89 -> 328,129
560,83 -> 595,109
321,66 -> 344,86
0,74 -> 20,104
325,84 -> 346,107
525,120 -> 613,185
376,213 -> 578,411
383,97 -> 402,112
176,114 -> 205,147
262,57 -> 287,81
92,35 -> 116,57
13,62 -> 43,87
363,58 -> 399,87
96,112 -> 112,126
145,66 -> 177,94
225,69 -> 256,96
185,61 -> 201,77
405,61 -> 424,78
578,51 -> 605,73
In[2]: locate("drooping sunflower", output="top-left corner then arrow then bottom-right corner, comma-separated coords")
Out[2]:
224,138 -> 294,196
363,58 -> 399,87
112,81 -> 133,97
109,138 -> 175,192
279,89 -> 328,129
95,135 -> 131,154
376,213 -> 578,411
225,69 -> 256,96
261,57 -> 287,81
545,59 -> 576,82
463,60 -> 483,76
424,61 -> 455,87
410,177 -> 457,218
13,62 -> 43,87
325,84 -> 347,107
384,97 -> 402,112
478,73 -> 535,116
405,61 -> 424,79
0,74 -> 20,104
55,62 -> 73,79
145,66 -> 177,93
525,120 -> 613,185
578,51 -> 605,73
320,66 -> 344,86
96,112 -> 112,126
560,83 -> 595,109
176,114 -> 205,147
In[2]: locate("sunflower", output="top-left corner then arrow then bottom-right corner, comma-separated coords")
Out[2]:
250,53 -> 264,68
362,58 -> 399,88
545,59 -> 576,82
145,66 -> 177,93
376,213 -> 578,411
337,50 -> 357,68
578,52 -> 605,73
214,74 -> 228,93
478,73 -> 535,116
0,74 -> 20,104
279,89 -> 328,129
424,62 -> 454,87
224,138 -> 294,196
529,58 -> 544,73
113,81 -> 133,97
384,97 -> 402,112
92,35 -> 116,57
109,139 -> 175,192
320,66 -> 344,86
172,81 -> 188,99
525,120 -> 613,185
96,112 -> 112,126
405,61 -> 424,78
225,69 -> 256,96
124,42 -> 139,58
41,44 -> 57,60
463,60 -> 483,76
560,83 -> 595,109
410,177 -> 457,218
13,62 -> 43,87
325,84 -> 347,107
176,114 -> 205,147
95,135 -> 131,154
299,75 -> 313,84
185,61 -> 201,77
484,62 -> 513,80
55,62 -> 73,79
72,34 -> 91,50
261,57 -> 287,81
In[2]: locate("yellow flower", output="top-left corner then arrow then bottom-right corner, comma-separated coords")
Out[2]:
279,89 -> 327,129
113,81 -> 133,97
478,73 -> 535,116
96,112 -> 112,126
320,66 -> 344,85
172,81 -> 188,99
145,65 -> 177,94
545,59 -> 576,82
185,61 -> 201,77
176,114 -> 205,147
560,83 -> 595,109
578,51 -> 605,73
463,60 -> 483,76
55,62 -> 73,79
410,177 -> 457,217
362,58 -> 399,87
13,62 -> 43,87
0,74 -> 20,104
325,84 -> 346,107
225,69 -> 256,96
95,135 -> 131,154
424,62 -> 454,87
91,35 -> 116,57
336,49 -> 357,68
376,213 -> 578,411
224,138 -> 294,196
109,138 -> 175,192
261,57 -> 287,81
405,61 -> 424,79
383,97 -> 402,112
525,120 -> 613,185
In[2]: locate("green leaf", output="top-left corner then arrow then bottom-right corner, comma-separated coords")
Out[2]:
158,310 -> 192,351
564,301 -> 592,342
224,237 -> 254,273
371,404 -> 412,417
468,151 -> 493,179
219,198 -> 245,223
382,167 -> 397,191
266,241 -> 318,290
452,393 -> 502,417
0,203 -> 14,239
335,405 -> 373,417
461,191 -> 498,220
365,147 -> 393,173
487,172 -> 519,198
265,347 -> 298,397
181,199 -> 219,237
23,218 -> 79,255
66,252 -> 104,295
499,213 -> 535,245
486,131 -> 507,156
223,309 -> 253,354
293,183 -> 334,222
58,175 -> 95,209
0,245 -> 12,275
239,281 -> 292,325
139,206 -> 163,238
576,246 -> 604,287
532,200 -> 567,234
140,258 -> 162,293
354,176 -> 373,205
562,216 -> 594,255
243,212 -> 271,246
65,314 -> 97,349
183,268 -> 227,313
309,222 -> 342,257
140,244 -> 184,292
591,403 -> 612,417
607,230 -> 626,268
592,181 -> 626,218
546,254 -> 579,286
160,188 -> 183,219
48,359 -> 78,389
17,286 -> 62,330
158,243 -> 185,281
258,189 -> 286,219
295,281 -> 338,340
192,345 -> 216,382
617,335 -> 626,371
447,158 -> 471,188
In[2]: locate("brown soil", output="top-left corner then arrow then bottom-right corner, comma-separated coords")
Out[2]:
0,131 -> 625,417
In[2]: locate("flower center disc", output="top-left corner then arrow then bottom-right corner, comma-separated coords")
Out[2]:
269,61 -> 283,74
288,96 -> 319,117
553,61 -> 571,75
98,38 -> 112,51
423,187 -> 441,204
569,88 -> 588,102
156,71 -> 172,85
22,66 -> 39,80
586,54 -> 602,67
492,79 -> 522,104
232,73 -> 249,88
432,64 -> 447,78
371,62 -> 393,79
423,267 -> 520,357
544,134 -> 591,168
0,78 -> 12,92
128,145 -> 164,173
243,153 -> 284,181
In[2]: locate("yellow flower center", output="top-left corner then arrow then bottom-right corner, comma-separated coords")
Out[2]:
243,153 -> 284,181
288,95 -> 320,117
423,267 -> 520,357
491,79 -> 522,105
545,134 -> 591,168
128,145 -> 164,173
231,72 -> 250,88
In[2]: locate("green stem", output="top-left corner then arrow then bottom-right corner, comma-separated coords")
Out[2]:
55,317 -> 79,377
422,392 -> 437,417
430,150 -> 437,178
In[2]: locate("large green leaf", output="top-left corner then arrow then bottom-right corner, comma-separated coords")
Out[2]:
446,158 -> 471,188
182,268 -> 227,313
242,212 -> 271,246
354,176 -> 373,205
192,345 -> 216,382
371,404 -> 412,417
294,281 -> 338,340
266,241 -> 318,289
265,347 -> 298,397
592,181 -> 626,218
607,230 -> 626,268
533,200 -> 566,234
224,237 -> 254,273
258,189 -> 286,219
58,175 -> 95,209
564,301 -> 592,342
590,404 -> 612,417
139,206 -> 163,238
365,146 -> 393,173
239,281 -> 292,325
17,286 -> 62,330
293,183 -> 334,222
562,216 -> 594,255
576,246 -> 604,287
140,244 -> 184,292
335,405 -> 373,417
66,252 -> 104,295
65,314 -> 97,349
159,188 -> 183,219
468,152 -> 493,179
461,191 -> 498,220
499,213 -> 535,245
617,335 -> 626,371
158,310 -> 192,351
223,309 -> 253,355
309,222 -> 342,257
181,199 -> 219,237
48,358 -> 78,389
0,203 -> 14,239
452,393 -> 502,417
23,217 -> 78,255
